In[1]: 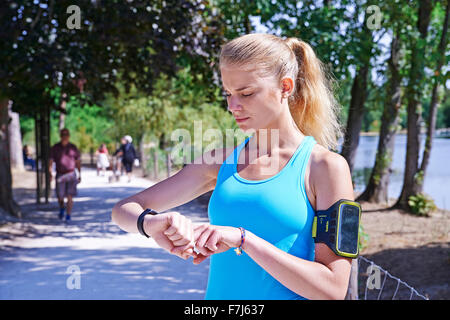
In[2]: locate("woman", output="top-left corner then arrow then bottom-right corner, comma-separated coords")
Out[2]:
112,33 -> 354,300
96,143 -> 110,176
113,136 -> 137,183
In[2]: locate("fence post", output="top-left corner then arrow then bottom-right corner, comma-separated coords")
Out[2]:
345,258 -> 359,300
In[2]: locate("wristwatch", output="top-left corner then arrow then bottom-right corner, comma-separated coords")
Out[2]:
137,208 -> 159,238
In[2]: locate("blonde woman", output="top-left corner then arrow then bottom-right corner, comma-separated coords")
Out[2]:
112,33 -> 354,300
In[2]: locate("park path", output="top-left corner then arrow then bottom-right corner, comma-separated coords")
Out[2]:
0,168 -> 210,299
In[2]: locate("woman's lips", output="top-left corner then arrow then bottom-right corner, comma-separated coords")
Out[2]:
235,117 -> 249,123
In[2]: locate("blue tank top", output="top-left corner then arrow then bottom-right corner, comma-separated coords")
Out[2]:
205,135 -> 317,300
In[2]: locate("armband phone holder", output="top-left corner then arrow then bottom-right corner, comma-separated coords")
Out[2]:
312,199 -> 362,258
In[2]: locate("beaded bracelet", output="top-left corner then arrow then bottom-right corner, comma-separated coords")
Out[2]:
234,227 -> 246,256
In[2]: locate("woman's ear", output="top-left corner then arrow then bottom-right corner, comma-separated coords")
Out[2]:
280,77 -> 295,99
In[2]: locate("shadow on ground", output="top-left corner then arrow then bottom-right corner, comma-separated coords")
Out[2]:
359,243 -> 449,300
1,177 -> 211,300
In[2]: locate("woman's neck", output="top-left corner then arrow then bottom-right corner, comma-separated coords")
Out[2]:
251,113 -> 304,155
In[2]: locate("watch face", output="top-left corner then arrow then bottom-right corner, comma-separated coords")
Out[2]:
337,204 -> 360,255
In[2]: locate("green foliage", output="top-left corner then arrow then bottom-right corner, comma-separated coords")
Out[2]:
19,115 -> 35,147
408,193 -> 437,216
103,66 -> 237,155
372,151 -> 393,185
436,91 -> 450,128
413,169 -> 424,186
2,0 -> 223,115
358,223 -> 370,252
50,100 -> 115,153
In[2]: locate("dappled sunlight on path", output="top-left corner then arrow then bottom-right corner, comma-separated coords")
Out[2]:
0,168 -> 210,299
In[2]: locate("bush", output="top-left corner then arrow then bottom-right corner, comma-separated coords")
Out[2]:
407,193 -> 437,216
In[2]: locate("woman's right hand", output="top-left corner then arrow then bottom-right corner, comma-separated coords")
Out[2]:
144,211 -> 196,260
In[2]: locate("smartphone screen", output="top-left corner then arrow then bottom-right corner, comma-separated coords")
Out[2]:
337,204 -> 360,254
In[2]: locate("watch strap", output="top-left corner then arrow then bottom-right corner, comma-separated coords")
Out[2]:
137,208 -> 159,238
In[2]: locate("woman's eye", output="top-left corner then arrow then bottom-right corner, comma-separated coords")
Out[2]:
242,93 -> 253,97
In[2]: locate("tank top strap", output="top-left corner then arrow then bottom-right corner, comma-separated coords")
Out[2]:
289,136 -> 316,203
225,136 -> 251,165
215,136 -> 251,184
289,135 -> 317,178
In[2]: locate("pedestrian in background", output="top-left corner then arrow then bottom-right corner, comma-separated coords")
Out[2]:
113,135 -> 137,183
96,143 -> 110,177
49,128 -> 81,221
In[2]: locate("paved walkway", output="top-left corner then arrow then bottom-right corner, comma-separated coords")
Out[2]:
0,168 -> 210,299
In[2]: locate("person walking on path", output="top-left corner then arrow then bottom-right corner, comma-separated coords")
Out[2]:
22,145 -> 36,170
49,128 -> 81,221
113,135 -> 137,183
96,143 -> 110,177
112,33 -> 354,300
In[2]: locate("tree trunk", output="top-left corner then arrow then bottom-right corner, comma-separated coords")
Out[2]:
340,5 -> 375,174
394,0 -> 433,210
35,113 -> 42,204
0,98 -> 21,217
8,101 -> 25,171
35,106 -> 51,203
340,65 -> 370,174
357,33 -> 403,204
418,1 -> 449,193
58,93 -> 67,131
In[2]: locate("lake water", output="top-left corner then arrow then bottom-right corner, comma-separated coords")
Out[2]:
337,134 -> 450,210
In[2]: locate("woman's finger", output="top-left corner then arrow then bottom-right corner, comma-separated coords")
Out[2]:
172,237 -> 191,246
171,242 -> 195,259
204,229 -> 221,251
195,228 -> 214,256
193,223 -> 209,241
167,232 -> 183,242
164,214 -> 180,237
192,253 -> 209,265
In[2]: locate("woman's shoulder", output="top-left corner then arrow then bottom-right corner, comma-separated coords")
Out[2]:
309,144 -> 351,189
310,144 -> 348,171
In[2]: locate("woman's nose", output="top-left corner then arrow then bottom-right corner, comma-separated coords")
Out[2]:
227,96 -> 243,112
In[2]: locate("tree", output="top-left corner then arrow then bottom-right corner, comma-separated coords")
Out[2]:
0,0 -> 225,214
357,0 -> 410,203
8,101 -> 25,171
340,1 -> 383,173
393,0 -> 434,211
418,0 -> 449,195
0,99 -> 21,216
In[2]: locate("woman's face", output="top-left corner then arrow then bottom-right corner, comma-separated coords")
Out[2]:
221,65 -> 284,132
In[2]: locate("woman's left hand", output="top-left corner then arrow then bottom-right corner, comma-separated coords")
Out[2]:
193,224 -> 242,264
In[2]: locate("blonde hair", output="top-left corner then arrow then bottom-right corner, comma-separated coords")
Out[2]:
219,33 -> 342,150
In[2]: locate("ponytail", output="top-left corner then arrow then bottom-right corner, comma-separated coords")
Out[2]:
284,38 -> 342,150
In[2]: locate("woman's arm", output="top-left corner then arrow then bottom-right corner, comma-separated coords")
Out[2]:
111,148 -> 228,256
111,151 -> 221,231
193,150 -> 354,300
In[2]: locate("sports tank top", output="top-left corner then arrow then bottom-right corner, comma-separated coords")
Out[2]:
206,134 -> 317,300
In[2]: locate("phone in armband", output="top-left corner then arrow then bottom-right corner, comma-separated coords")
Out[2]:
312,199 -> 362,258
